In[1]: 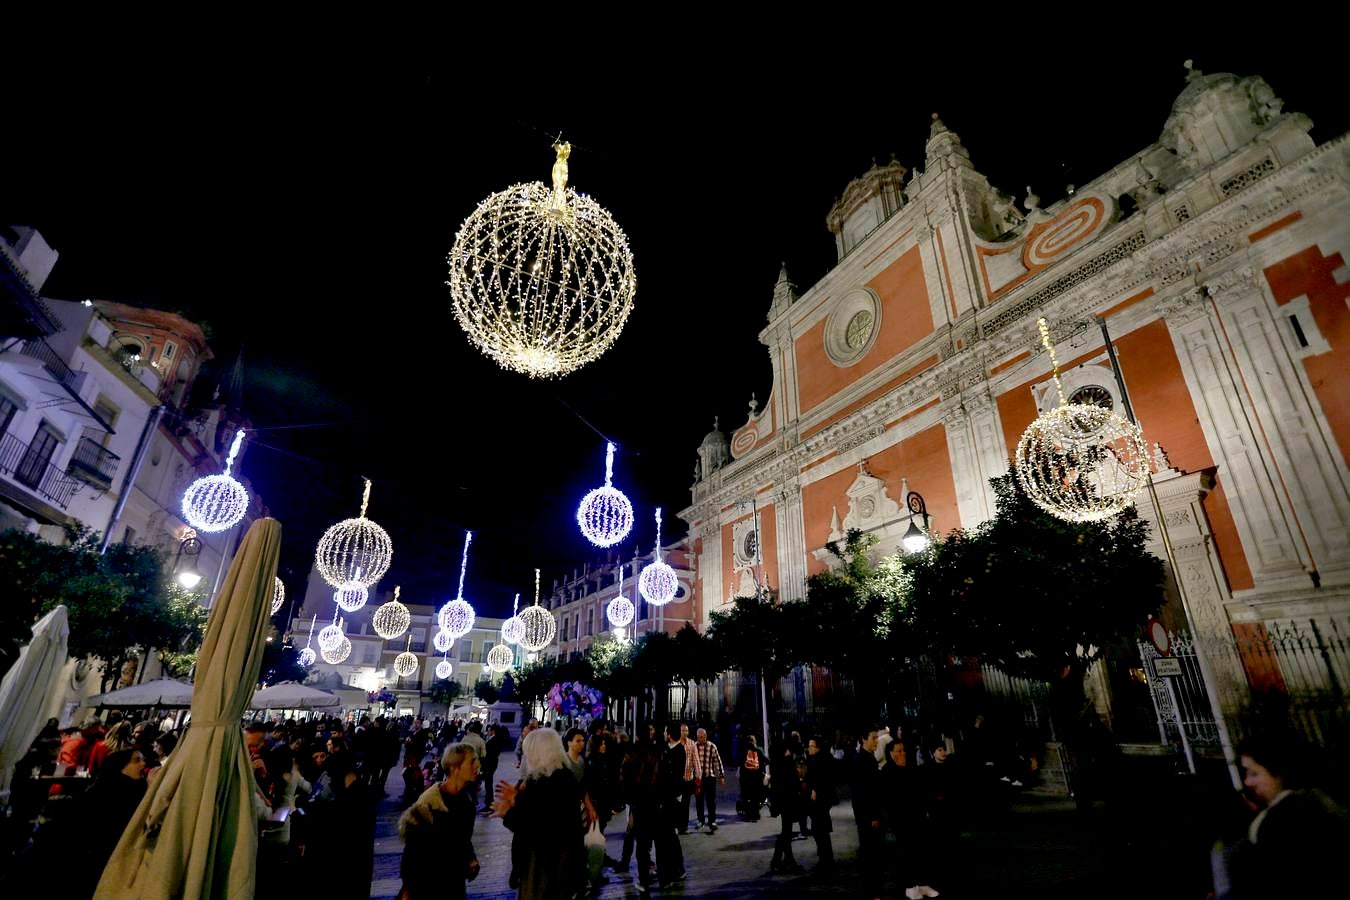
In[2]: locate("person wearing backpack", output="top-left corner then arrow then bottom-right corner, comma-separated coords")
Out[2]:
740,735 -> 764,821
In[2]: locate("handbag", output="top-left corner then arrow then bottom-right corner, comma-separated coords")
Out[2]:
584,822 -> 606,884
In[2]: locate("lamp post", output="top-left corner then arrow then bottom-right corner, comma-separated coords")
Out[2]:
173,532 -> 203,589
902,491 -> 931,554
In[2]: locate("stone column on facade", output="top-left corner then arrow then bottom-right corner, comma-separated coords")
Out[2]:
941,400 -> 990,529
698,519 -> 723,628
1158,287 -> 1311,592
965,391 -> 1008,522
1208,267 -> 1350,588
1140,468 -> 1251,722
774,480 -> 808,602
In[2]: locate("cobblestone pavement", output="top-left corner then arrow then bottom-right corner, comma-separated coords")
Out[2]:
368,761 -> 1132,899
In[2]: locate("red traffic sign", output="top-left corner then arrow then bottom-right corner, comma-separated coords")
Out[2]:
1147,616 -> 1171,656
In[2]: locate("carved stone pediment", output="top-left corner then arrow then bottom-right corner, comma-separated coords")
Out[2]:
840,465 -> 902,535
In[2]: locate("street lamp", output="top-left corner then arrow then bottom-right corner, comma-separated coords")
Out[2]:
902,491 -> 931,554
173,532 -> 203,589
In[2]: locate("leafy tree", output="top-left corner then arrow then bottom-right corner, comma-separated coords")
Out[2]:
707,590 -> 810,683
512,660 -> 557,707
429,678 -> 464,706
474,677 -> 500,705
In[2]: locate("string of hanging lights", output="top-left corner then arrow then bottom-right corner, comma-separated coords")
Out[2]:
297,614 -> 317,667
638,507 -> 679,606
181,429 -> 250,533
315,479 -> 393,589
576,441 -> 634,548
270,577 -> 286,616
446,141 -> 637,378
438,531 -> 477,639
1014,318 -> 1150,522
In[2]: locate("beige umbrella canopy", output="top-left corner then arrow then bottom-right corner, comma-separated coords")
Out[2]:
0,605 -> 69,796
96,518 -> 281,900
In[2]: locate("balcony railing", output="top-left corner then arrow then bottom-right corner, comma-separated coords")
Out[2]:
19,337 -> 82,394
67,435 -> 120,489
0,431 -> 80,509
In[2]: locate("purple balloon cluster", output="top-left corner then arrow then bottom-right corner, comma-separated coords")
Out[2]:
368,689 -> 396,707
547,680 -> 605,718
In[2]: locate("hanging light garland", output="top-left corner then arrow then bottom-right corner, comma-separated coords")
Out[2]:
433,629 -> 454,653
518,568 -> 557,654
606,564 -> 635,641
1014,318 -> 1150,523
181,429 -> 250,533
438,531 -> 477,639
576,441 -> 634,548
446,140 -> 638,378
393,635 -> 420,678
317,610 -> 346,652
271,577 -> 286,616
486,643 -> 514,674
501,593 -> 525,646
333,584 -> 370,613
315,479 -> 393,589
297,614 -> 317,667
435,655 -> 453,680
321,635 -> 351,665
639,507 -> 679,606
372,586 -> 411,641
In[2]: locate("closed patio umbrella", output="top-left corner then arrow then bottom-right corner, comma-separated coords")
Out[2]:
90,677 -> 195,708
0,605 -> 69,796
96,518 -> 281,899
250,681 -> 340,710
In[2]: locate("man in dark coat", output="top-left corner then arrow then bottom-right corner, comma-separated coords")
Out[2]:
804,736 -> 836,875
852,727 -> 885,900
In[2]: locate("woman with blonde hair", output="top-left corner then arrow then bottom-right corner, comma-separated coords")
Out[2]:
398,741 -> 481,899
495,727 -> 589,898
87,720 -> 133,777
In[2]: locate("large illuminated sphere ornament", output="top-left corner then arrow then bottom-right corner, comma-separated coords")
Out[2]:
606,595 -> 635,629
1014,318 -> 1150,523
315,479 -> 393,589
297,647 -> 316,667
181,429 -> 249,533
502,593 -> 525,645
638,507 -> 679,606
271,577 -> 286,616
393,636 -> 420,678
372,586 -> 411,640
487,643 -> 514,674
447,141 -> 637,378
435,659 -> 453,680
576,442 -> 633,548
317,615 -> 346,652
321,636 -> 351,665
432,629 -> 454,653
439,600 -> 476,639
333,584 -> 369,613
518,568 -> 557,654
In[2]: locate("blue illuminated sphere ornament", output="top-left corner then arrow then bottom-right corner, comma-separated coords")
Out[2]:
182,474 -> 249,533
333,585 -> 369,613
502,615 -> 525,645
638,561 -> 678,607
433,629 -> 454,653
297,647 -> 316,667
439,599 -> 476,639
577,442 -> 633,548
606,595 -> 635,628
436,659 -> 453,680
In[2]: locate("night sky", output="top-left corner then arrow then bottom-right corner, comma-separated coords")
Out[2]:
7,36 -> 1342,617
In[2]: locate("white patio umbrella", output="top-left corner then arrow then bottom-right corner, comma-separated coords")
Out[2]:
0,605 -> 69,796
250,682 -> 340,710
90,678 -> 195,708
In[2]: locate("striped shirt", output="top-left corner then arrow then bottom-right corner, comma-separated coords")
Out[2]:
680,736 -> 704,782
693,739 -> 725,780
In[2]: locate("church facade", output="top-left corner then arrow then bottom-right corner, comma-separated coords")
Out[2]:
679,65 -> 1349,737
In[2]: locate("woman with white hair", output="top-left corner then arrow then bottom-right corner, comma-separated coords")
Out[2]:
494,726 -> 588,898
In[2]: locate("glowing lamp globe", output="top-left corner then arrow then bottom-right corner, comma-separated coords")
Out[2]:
297,647 -> 316,667
576,442 -> 633,548
432,629 -> 454,653
321,636 -> 351,664
333,585 -> 369,613
372,588 -> 411,641
447,142 -> 637,378
638,561 -> 679,606
315,479 -> 392,589
182,474 -> 249,534
317,619 -> 345,652
271,577 -> 286,616
606,595 -> 635,629
518,605 -> 557,654
394,650 -> 420,679
435,659 -> 453,680
502,615 -> 525,645
487,643 -> 514,674
439,599 -> 476,639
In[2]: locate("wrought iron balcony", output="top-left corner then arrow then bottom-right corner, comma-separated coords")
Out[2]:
19,337 -> 82,394
0,431 -> 80,509
67,435 -> 120,489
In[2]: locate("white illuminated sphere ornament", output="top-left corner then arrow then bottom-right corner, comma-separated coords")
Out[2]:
315,479 -> 392,589
447,142 -> 637,378
297,647 -> 316,667
439,600 -> 476,639
518,605 -> 557,654
333,585 -> 369,613
182,429 -> 250,533
271,577 -> 286,616
576,442 -> 633,548
393,650 -> 420,678
502,616 -> 525,645
317,619 -> 345,652
433,629 -> 454,653
321,636 -> 351,665
639,562 -> 679,606
435,659 -> 453,680
372,587 -> 411,641
606,594 -> 635,629
487,643 -> 514,674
